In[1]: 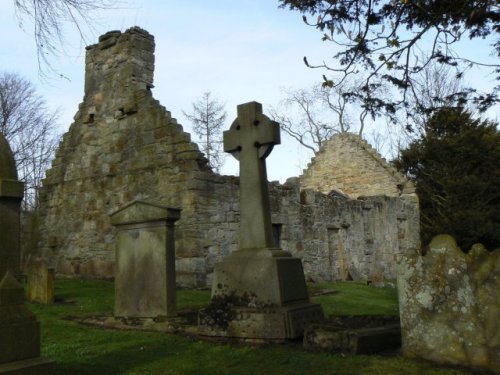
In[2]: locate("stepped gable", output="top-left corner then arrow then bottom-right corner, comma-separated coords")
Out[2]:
37,26 -> 215,278
300,132 -> 415,199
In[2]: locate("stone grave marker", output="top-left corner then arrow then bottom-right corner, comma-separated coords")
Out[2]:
398,234 -> 499,373
111,201 -> 181,318
204,102 -> 324,339
0,272 -> 54,373
0,132 -> 24,280
26,257 -> 55,305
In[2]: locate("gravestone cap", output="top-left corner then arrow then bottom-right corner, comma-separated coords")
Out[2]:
0,271 -> 24,306
110,200 -> 181,226
0,132 -> 17,180
0,132 -> 24,198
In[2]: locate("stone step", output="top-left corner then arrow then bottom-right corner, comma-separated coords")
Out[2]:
303,323 -> 401,354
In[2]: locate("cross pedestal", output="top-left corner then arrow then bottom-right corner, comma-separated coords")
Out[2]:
205,102 -> 324,339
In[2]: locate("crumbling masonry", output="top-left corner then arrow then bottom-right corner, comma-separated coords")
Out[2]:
36,27 -> 420,287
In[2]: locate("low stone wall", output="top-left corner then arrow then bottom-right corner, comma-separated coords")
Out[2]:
398,235 -> 500,373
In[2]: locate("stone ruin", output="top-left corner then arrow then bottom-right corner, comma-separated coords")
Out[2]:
35,27 -> 420,287
398,235 -> 499,373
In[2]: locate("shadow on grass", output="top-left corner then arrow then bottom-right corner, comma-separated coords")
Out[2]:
53,338 -> 180,375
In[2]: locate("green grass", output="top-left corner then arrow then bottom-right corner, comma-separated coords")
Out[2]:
25,279 -> 474,375
309,281 -> 399,316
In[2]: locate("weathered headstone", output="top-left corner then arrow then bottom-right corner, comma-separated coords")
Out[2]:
0,272 -> 54,373
205,102 -> 324,339
26,257 -> 55,305
0,132 -> 24,280
398,235 -> 500,373
111,201 -> 181,318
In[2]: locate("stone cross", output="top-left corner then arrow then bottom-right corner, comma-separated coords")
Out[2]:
223,102 -> 280,250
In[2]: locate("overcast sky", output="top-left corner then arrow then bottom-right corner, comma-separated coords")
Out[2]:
1,1 -> 498,181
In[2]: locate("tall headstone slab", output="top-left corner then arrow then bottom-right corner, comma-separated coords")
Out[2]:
0,132 -> 24,280
111,201 -> 181,318
398,235 -> 500,373
0,272 -> 54,374
204,102 -> 324,339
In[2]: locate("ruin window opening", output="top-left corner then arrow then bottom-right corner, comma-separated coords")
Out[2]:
272,224 -> 282,248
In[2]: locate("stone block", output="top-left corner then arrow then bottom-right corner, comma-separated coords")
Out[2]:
200,303 -> 324,340
0,180 -> 24,198
211,249 -> 310,306
0,272 -> 54,372
0,357 -> 55,374
304,324 -> 401,354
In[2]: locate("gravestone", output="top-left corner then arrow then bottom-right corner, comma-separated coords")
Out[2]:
205,102 -> 324,339
0,132 -> 24,280
26,257 -> 55,305
398,235 -> 499,373
111,201 -> 181,318
0,272 -> 54,374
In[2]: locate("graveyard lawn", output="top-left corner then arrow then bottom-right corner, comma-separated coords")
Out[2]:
26,280 -> 473,375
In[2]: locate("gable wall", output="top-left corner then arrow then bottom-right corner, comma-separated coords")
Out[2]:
300,133 -> 414,198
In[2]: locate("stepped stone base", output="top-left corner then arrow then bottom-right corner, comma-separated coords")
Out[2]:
202,248 -> 325,339
304,323 -> 401,354
0,273 -> 55,374
199,303 -> 325,340
211,248 -> 310,306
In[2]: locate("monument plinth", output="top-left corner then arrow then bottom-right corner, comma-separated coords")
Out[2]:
0,132 -> 24,280
0,272 -> 55,374
203,102 -> 324,339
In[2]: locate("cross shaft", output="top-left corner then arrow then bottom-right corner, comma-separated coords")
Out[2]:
223,102 -> 280,250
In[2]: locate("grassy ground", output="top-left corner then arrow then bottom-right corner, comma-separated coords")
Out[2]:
25,279 -> 475,375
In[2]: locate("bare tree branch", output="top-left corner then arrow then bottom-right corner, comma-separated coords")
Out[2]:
14,0 -> 120,78
280,0 -> 500,121
0,72 -> 61,209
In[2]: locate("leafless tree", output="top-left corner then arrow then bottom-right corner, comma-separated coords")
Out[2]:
183,92 -> 227,173
269,80 -> 370,153
0,72 -> 61,209
14,0 -> 119,77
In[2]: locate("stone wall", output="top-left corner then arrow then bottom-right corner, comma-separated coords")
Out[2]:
398,235 -> 499,373
300,133 -> 415,198
37,27 -> 420,287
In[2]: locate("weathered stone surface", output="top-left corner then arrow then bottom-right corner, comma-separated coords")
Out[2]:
304,324 -> 401,354
0,132 -> 24,280
0,272 -> 54,373
203,102 -> 324,340
300,133 -> 415,198
398,235 -> 500,373
200,303 -> 325,340
111,201 -> 180,318
36,27 -> 420,287
26,258 -> 54,304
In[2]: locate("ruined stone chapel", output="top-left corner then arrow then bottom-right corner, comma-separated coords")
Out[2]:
36,27 -> 420,287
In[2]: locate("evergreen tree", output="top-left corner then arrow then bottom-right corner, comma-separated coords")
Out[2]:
395,107 -> 500,250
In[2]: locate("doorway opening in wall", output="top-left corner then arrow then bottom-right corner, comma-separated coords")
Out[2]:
272,224 -> 282,248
